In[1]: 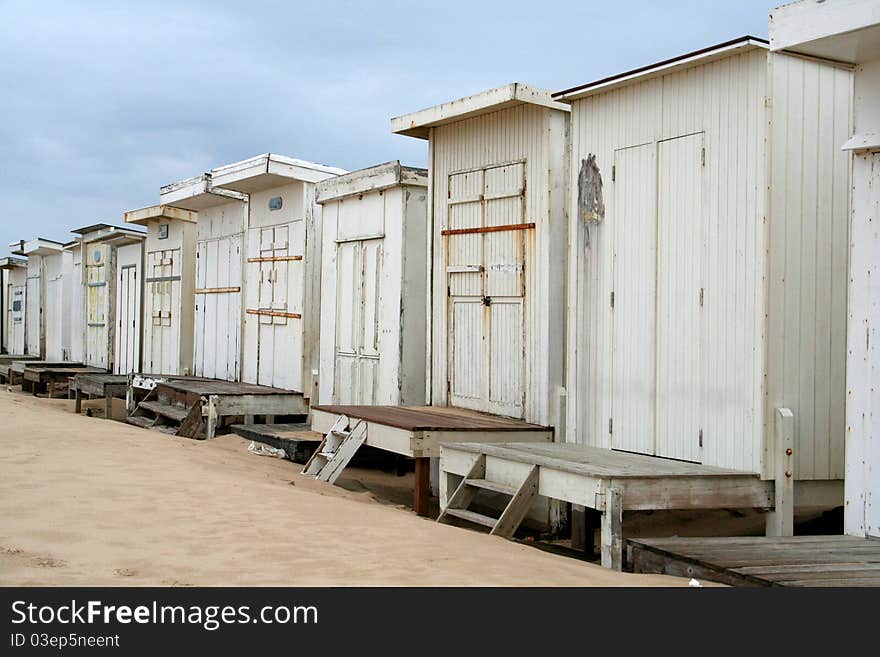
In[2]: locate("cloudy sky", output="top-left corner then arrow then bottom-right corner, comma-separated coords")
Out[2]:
0,0 -> 778,249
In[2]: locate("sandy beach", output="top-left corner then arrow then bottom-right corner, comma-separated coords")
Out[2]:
0,389 -> 689,586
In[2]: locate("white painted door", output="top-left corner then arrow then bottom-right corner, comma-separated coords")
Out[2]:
144,249 -> 181,374
446,162 -> 526,418
246,222 -> 303,390
334,239 -> 382,404
194,235 -> 242,381
86,245 -> 110,368
26,268 -> 40,357
610,143 -> 657,455
114,264 -> 139,374
9,283 -> 25,354
655,133 -> 704,462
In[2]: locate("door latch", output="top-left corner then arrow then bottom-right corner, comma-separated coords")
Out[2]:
482,296 -> 492,306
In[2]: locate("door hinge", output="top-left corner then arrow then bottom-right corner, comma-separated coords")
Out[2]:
701,147 -> 706,167
699,429 -> 703,448
611,165 -> 616,182
610,291 -> 615,308
447,285 -> 450,296
609,417 -> 613,435
446,380 -> 451,395
699,287 -> 704,307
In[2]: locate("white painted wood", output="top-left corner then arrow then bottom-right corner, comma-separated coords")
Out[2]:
392,95 -> 568,425
0,258 -> 27,356
766,407 -> 795,536
317,163 -> 428,406
769,0 -> 880,62
113,242 -> 142,374
85,243 -> 111,369
566,45 -> 852,481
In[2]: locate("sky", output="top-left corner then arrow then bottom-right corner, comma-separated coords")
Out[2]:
0,0 -> 780,249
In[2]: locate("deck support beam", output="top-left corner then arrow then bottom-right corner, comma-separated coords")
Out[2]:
414,457 -> 431,517
601,487 -> 623,570
766,407 -> 795,537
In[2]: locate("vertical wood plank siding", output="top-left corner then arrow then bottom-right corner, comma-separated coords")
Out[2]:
567,48 -> 852,479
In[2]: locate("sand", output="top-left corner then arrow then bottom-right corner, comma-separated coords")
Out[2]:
0,388 -> 688,586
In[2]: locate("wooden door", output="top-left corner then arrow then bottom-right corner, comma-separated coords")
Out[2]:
194,235 -> 242,381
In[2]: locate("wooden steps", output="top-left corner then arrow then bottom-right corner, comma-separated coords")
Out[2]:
443,508 -> 497,528
125,415 -> 154,429
437,455 -> 539,539
302,415 -> 367,484
138,400 -> 189,422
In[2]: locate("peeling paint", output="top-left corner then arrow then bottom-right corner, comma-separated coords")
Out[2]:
577,154 -> 605,224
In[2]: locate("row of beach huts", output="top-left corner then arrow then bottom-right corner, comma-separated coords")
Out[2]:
1,0 -> 877,577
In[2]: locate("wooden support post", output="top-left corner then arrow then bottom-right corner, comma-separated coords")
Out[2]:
205,395 -> 219,439
414,457 -> 431,518
766,407 -> 795,537
74,387 -> 82,414
244,414 -> 255,425
104,395 -> 113,420
571,504 -> 600,555
600,487 -> 623,571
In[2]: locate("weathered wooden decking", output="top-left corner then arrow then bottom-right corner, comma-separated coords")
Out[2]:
230,423 -> 322,463
71,372 -> 129,417
311,406 -> 554,517
23,365 -> 104,397
127,376 -> 309,438
440,442 -> 774,570
0,358 -> 78,385
627,535 -> 880,586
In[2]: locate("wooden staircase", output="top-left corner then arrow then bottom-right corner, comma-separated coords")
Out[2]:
437,455 -> 539,539
302,414 -> 367,484
126,385 -> 202,437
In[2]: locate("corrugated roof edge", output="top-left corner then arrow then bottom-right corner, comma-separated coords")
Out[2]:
553,35 -> 770,101
316,161 -> 428,204
391,82 -> 570,139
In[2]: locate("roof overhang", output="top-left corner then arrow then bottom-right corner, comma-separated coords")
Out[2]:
124,204 -> 197,226
159,174 -> 246,211
391,83 -> 570,139
842,131 -> 880,152
316,161 -> 427,204
9,238 -> 65,257
71,224 -> 146,246
0,256 -> 27,270
210,153 -> 347,193
553,36 -> 770,102
770,0 -> 880,63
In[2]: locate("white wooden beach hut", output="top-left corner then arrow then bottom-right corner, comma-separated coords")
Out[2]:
315,161 -> 428,406
771,0 -> 880,538
0,256 -> 28,355
554,36 -> 853,521
123,204 -> 198,376
208,153 -> 346,395
391,83 -> 570,427
70,224 -> 146,374
9,238 -> 69,360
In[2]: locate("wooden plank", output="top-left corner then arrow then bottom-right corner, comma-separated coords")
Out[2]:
439,455 -> 486,522
601,487 -> 623,570
213,393 -> 308,416
246,309 -> 302,320
311,405 -> 550,432
176,402 -> 203,438
766,407 -> 795,536
413,457 -> 431,517
195,286 -> 241,294
492,465 -> 538,539
440,222 -> 536,236
246,255 -> 303,263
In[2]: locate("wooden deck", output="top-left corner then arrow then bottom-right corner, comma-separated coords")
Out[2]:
71,372 -> 129,416
20,363 -> 96,396
1,359 -> 80,385
230,423 -> 322,463
311,406 -> 554,518
627,535 -> 880,587
440,442 -> 773,570
127,375 -> 308,439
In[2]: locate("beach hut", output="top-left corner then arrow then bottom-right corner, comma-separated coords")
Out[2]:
70,224 -> 146,374
771,0 -> 880,538
554,36 -> 853,523
123,204 -> 198,376
315,161 -> 428,406
0,256 -> 27,355
9,238 -> 69,360
207,153 -> 346,395
391,83 -> 570,428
